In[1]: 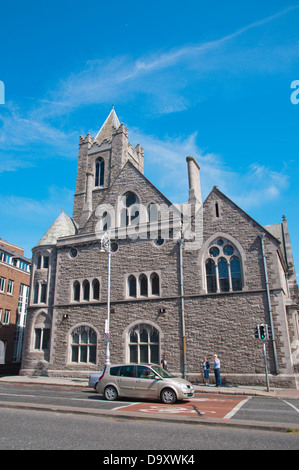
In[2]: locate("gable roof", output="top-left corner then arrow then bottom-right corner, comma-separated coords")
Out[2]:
204,186 -> 281,245
79,160 -> 178,234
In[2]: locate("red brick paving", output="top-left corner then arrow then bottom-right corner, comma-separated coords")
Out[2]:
116,394 -> 247,419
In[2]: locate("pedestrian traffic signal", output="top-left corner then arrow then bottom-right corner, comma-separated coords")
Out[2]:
254,326 -> 259,338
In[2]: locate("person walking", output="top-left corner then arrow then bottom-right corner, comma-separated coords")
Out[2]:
202,356 -> 210,386
213,354 -> 221,387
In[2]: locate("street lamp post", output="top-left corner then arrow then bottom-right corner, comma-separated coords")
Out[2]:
100,232 -> 111,366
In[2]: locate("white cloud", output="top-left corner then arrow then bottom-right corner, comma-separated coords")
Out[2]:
1,5 -> 298,158
130,128 -> 289,208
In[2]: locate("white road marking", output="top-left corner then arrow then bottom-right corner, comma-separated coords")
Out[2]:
223,397 -> 251,419
282,400 -> 299,413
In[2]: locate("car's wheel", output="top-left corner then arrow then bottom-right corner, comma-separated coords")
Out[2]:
104,385 -> 118,401
160,387 -> 177,404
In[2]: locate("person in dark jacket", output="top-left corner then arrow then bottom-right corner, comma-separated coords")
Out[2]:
202,356 -> 210,386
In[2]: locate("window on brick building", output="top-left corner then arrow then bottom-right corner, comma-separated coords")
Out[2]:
3,310 -> 10,325
205,238 -> 243,293
40,283 -> 47,303
34,328 -> 50,350
7,279 -> 14,295
82,280 -> 90,301
150,272 -> 160,295
128,275 -> 137,297
70,326 -> 96,364
73,281 -> 80,301
127,272 -> 160,298
33,313 -> 51,353
128,324 -> 159,364
0,276 -> 6,293
139,274 -> 148,296
92,279 -> 100,300
95,157 -> 104,187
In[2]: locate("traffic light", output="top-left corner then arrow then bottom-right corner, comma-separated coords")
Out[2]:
259,324 -> 266,340
254,324 -> 269,340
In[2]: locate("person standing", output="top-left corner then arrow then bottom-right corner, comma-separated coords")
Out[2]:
161,354 -> 168,370
213,354 -> 221,387
202,356 -> 210,386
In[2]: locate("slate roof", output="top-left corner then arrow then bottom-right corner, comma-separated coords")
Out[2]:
35,210 -> 77,247
95,107 -> 120,144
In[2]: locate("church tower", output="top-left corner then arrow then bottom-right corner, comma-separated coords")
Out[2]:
72,108 -> 144,228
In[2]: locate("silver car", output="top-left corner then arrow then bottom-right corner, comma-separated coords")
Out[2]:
88,371 -> 103,390
96,363 -> 194,404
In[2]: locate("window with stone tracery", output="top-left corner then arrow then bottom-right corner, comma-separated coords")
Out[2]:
205,238 -> 242,293
70,326 -> 97,364
128,323 -> 160,364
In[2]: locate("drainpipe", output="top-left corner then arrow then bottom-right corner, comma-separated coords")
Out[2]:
258,233 -> 279,375
178,238 -> 187,379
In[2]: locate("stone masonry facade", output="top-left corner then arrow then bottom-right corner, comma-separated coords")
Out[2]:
20,109 -> 299,388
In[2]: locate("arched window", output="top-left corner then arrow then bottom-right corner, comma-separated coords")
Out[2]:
128,275 -> 137,297
205,238 -> 243,293
95,158 -> 104,187
128,323 -> 159,364
73,281 -> 80,302
120,192 -> 140,227
139,274 -> 148,296
150,273 -> 160,295
71,326 -> 96,364
82,280 -> 90,301
92,279 -> 100,300
36,255 -> 41,269
33,313 -> 51,355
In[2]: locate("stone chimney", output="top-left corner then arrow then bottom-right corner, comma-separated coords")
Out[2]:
186,156 -> 202,205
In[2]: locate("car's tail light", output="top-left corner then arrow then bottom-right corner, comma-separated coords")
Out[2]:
98,372 -> 104,381
98,366 -> 106,382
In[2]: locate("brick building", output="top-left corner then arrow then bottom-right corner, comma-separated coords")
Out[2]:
20,109 -> 299,388
0,239 -> 31,373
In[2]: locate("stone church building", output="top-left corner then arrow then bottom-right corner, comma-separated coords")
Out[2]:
20,109 -> 299,388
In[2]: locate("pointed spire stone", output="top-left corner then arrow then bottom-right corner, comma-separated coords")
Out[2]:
95,107 -> 121,144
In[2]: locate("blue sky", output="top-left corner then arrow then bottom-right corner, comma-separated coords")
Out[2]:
0,0 -> 298,275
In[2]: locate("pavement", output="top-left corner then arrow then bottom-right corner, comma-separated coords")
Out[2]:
1,374 -> 299,433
